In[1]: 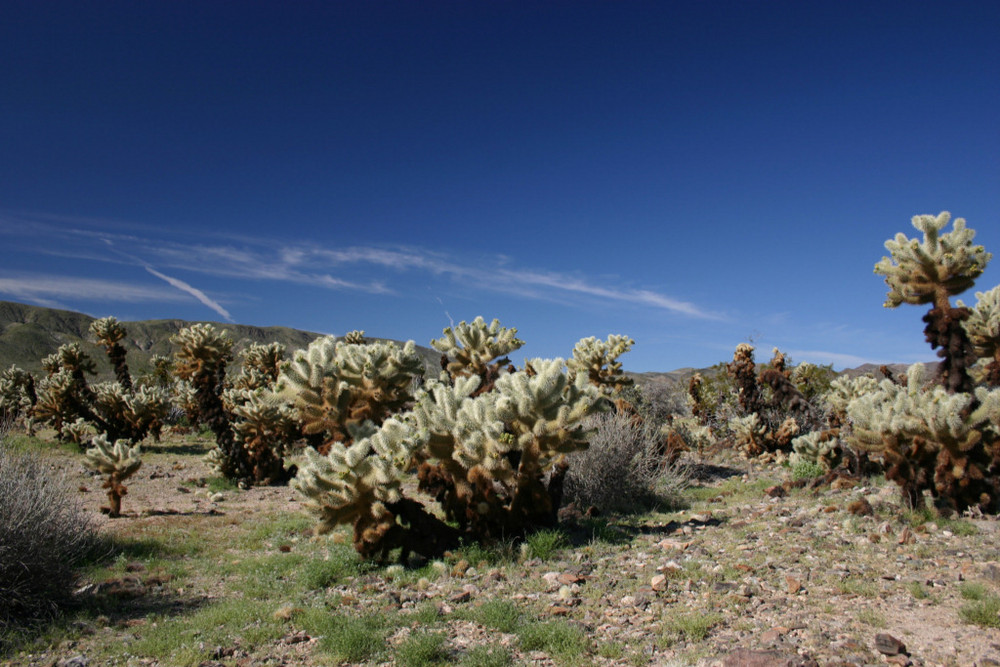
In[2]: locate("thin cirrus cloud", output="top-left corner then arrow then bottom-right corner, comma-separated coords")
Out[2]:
3,215 -> 721,321
0,274 -> 190,307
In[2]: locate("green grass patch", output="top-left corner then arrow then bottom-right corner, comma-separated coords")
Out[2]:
959,581 -> 989,601
461,599 -> 524,634
516,619 -> 589,663
460,644 -> 514,667
394,630 -> 450,667
128,598 -> 283,665
856,609 -> 887,628
905,581 -> 930,600
297,609 -> 391,662
661,611 -> 722,645
522,529 -> 568,561
297,545 -> 367,590
959,595 -> 1000,628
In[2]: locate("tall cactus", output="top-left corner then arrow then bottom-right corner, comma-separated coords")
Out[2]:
961,285 -> 1000,386
856,212 -> 1000,512
171,324 -> 252,484
90,316 -> 132,390
875,211 -> 990,392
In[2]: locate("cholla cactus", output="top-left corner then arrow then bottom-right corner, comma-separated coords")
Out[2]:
431,317 -> 523,394
83,435 -> 142,517
0,365 -> 36,431
61,418 -> 94,450
848,364 -> 1000,512
960,285 -> 1000,385
291,322 -> 617,561
276,337 -> 424,452
33,370 -> 85,439
233,342 -> 286,392
342,330 -> 366,345
171,325 -> 249,483
728,343 -> 762,414
875,212 -> 990,392
729,413 -> 768,457
566,335 -> 634,395
876,212 -> 989,309
790,430 -> 844,473
149,354 -> 173,387
228,390 -> 298,484
90,316 -> 132,390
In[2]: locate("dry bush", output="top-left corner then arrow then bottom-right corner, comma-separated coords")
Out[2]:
563,411 -> 690,514
0,421 -> 99,641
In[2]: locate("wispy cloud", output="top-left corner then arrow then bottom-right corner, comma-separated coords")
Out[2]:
144,267 -> 234,322
2,212 -> 722,320
0,274 -> 189,305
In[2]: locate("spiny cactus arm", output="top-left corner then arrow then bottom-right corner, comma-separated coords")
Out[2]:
961,285 -> 1000,384
430,317 -> 524,380
83,435 -> 142,479
875,212 -> 991,309
90,316 -> 127,346
341,330 -> 366,344
170,324 -> 234,379
292,417 -> 420,534
566,335 -> 634,393
494,359 -> 606,460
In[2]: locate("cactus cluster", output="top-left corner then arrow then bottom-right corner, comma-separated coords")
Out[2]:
290,319 -> 618,561
856,212 -> 1000,512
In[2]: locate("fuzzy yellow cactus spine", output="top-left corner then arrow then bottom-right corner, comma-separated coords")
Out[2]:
847,364 -> 1000,512
276,336 -> 424,453
90,316 -> 132,390
431,317 -> 523,394
0,365 -> 37,432
960,285 -> 1000,385
566,334 -> 634,395
875,212 -> 990,393
171,324 -> 250,484
83,435 -> 142,517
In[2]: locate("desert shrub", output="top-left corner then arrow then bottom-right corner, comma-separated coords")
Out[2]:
563,410 -> 690,513
0,422 -> 99,644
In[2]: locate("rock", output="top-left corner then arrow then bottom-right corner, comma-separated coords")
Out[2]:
450,559 -> 469,577
651,574 -> 668,591
557,572 -> 585,585
56,656 -> 89,667
874,633 -> 907,656
898,527 -> 915,545
766,485 -> 787,498
210,492 -> 225,502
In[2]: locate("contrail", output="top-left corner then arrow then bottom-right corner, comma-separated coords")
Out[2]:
101,237 -> 235,322
144,267 -> 234,322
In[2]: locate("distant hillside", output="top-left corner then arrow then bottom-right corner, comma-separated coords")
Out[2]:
0,300 -> 441,379
0,300 -> 925,385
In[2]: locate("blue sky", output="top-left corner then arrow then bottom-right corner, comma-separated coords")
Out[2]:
1,1 -> 998,372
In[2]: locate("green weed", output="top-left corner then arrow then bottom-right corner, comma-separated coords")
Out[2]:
523,529 -> 568,561
959,595 -> 1000,628
460,644 -> 514,667
395,630 -> 450,667
516,620 -> 589,663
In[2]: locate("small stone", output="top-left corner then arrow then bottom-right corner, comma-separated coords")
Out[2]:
874,632 -> 907,656
210,492 -> 225,502
651,574 -> 668,591
720,648 -> 815,666
549,605 -> 572,616
557,572 -> 585,585
897,527 -> 915,545
765,485 -> 787,498
449,589 -> 472,603
450,559 -> 469,577
785,576 -> 803,594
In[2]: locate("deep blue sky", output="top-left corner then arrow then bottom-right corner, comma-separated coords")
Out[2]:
1,1 -> 998,371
